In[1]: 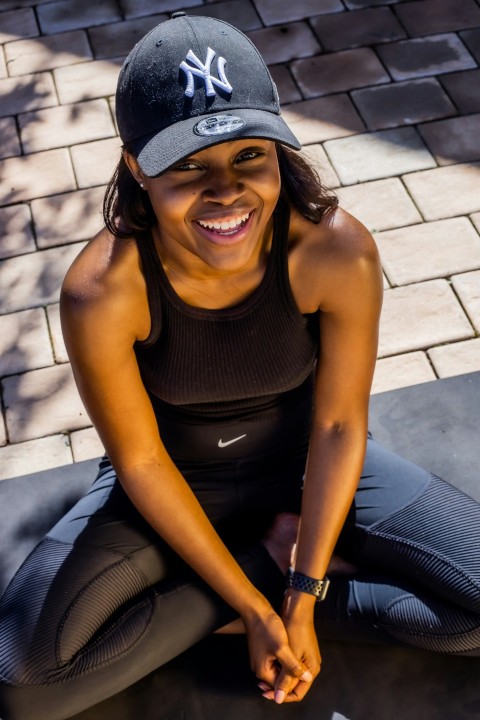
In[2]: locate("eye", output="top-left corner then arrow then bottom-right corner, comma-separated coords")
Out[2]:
170,159 -> 202,172
236,148 -> 264,163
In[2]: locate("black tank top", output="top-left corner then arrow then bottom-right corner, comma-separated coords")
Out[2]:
134,202 -> 319,427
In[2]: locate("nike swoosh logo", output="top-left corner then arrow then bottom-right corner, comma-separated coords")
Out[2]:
218,434 -> 247,448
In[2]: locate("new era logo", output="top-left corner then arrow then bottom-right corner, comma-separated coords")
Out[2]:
180,47 -> 233,98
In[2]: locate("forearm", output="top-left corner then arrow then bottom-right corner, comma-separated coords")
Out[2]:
287,423 -> 367,617
298,424 -> 366,575
118,456 -> 273,622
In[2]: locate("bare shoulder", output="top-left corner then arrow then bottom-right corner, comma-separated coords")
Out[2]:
61,227 -> 150,344
62,227 -> 141,302
290,205 -> 378,267
288,206 -> 382,313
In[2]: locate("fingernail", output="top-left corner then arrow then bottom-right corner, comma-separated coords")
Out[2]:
261,692 -> 272,700
274,690 -> 286,704
301,670 -> 313,682
257,682 -> 270,691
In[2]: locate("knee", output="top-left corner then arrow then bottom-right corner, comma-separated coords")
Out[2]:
381,594 -> 480,655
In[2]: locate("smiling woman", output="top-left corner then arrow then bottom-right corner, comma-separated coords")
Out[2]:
124,139 -> 281,277
2,11 -> 480,720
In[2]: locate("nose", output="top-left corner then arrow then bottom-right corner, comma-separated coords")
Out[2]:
201,166 -> 244,204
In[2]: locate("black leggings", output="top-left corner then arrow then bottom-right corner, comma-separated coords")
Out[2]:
1,438 -> 480,720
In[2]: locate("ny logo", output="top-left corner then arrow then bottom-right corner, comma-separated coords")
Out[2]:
179,47 -> 233,98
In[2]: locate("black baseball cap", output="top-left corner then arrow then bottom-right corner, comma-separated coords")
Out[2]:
115,12 -> 301,177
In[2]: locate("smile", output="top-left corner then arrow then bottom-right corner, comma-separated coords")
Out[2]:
196,212 -> 251,235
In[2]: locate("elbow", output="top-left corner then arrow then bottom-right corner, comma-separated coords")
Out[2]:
310,417 -> 368,440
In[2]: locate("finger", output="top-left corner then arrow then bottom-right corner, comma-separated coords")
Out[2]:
282,678 -> 313,702
276,648 -> 312,682
257,682 -> 271,692
273,668 -> 301,703
274,657 -> 316,704
281,660 -> 319,703
255,657 -> 280,688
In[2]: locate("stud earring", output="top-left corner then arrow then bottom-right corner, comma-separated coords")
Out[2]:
139,181 -> 144,189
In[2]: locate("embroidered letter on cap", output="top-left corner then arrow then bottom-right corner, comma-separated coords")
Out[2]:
180,47 -> 233,98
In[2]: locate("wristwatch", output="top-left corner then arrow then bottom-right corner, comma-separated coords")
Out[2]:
287,567 -> 330,602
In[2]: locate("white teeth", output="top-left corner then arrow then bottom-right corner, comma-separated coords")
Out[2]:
198,212 -> 250,231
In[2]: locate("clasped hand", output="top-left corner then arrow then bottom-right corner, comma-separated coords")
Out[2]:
245,601 -> 320,704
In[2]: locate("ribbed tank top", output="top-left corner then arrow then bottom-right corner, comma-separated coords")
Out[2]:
134,202 -> 319,425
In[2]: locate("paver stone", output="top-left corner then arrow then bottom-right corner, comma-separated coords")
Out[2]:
343,0 -> 398,7
0,205 -> 35,260
54,58 -> 124,105
0,242 -> 86,314
336,179 -> 422,232
439,69 -> 480,114
269,65 -> 302,104
376,33 -> 477,81
460,28 -> 480,63
121,0 -> 202,20
0,117 -> 21,159
88,15 -> 169,60
310,8 -> 405,51
451,270 -> 480,333
403,163 -> 480,220
31,187 -> 106,248
70,138 -> 121,189
3,363 -> 90,443
0,8 -> 38,43
324,128 -> 436,185
301,144 -> 340,189
428,338 -> 480,378
291,48 -> 390,98
0,148 -> 76,204
0,73 -> 58,118
37,0 -> 121,34
19,99 -> 115,154
248,22 -> 320,65
253,0 -> 343,25
375,217 -> 480,286
0,308 -> 53,377
70,427 -> 104,462
0,47 -> 6,79
418,114 -> 480,165
395,0 -> 480,37
46,303 -> 68,363
351,78 -> 456,131
282,95 -> 365,145
0,435 -> 72,482
371,352 -> 436,394
187,1 -> 263,31
378,279 -> 473,357
5,32 -> 92,76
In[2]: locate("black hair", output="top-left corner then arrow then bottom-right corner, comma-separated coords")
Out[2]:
103,143 -> 338,238
276,144 -> 338,223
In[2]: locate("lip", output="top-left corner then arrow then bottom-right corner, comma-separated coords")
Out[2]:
192,210 -> 255,246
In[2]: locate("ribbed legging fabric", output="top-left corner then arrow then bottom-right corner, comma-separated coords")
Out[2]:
1,439 -> 480,720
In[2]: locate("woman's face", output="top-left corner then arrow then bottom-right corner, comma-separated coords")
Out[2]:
125,139 -> 281,274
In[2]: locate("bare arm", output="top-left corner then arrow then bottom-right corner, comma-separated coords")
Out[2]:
270,209 -> 383,702
295,214 -> 382,583
60,231 -> 309,686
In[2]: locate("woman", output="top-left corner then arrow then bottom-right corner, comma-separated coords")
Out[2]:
1,13 -> 480,720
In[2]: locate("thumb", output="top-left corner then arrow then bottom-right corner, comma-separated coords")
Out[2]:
277,647 -> 313,683
273,651 -> 313,703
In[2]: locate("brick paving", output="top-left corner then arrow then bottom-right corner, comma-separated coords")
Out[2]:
0,0 -> 479,479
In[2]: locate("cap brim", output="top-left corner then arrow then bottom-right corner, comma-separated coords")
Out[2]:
131,108 -> 301,177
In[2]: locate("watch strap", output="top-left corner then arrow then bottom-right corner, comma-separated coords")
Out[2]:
287,568 -> 330,601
